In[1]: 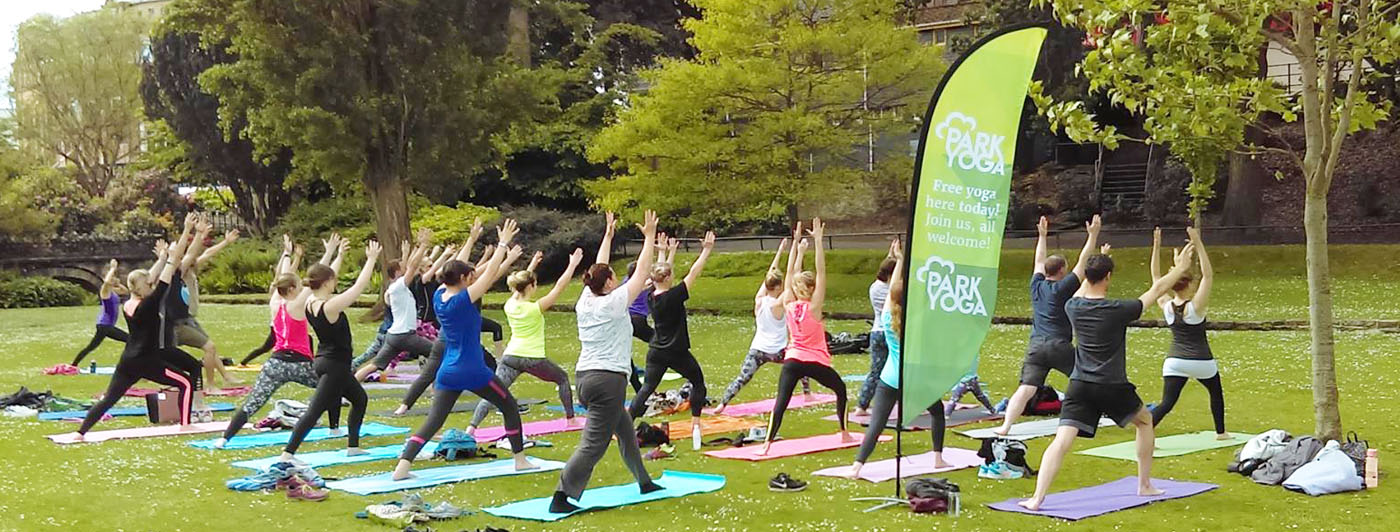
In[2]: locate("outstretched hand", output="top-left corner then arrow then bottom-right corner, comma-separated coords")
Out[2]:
638,210 -> 658,238
224,229 -> 240,243
1174,243 -> 1196,268
702,231 -> 716,250
604,212 -> 616,238
365,240 -> 383,261
1186,226 -> 1202,244
890,237 -> 903,260
470,217 -> 484,239
505,244 -> 524,264
497,219 -> 519,245
1085,214 -> 1102,236
1100,243 -> 1112,255
1152,226 -> 1162,246
778,237 -> 791,252
1038,216 -> 1049,237
568,248 -> 584,266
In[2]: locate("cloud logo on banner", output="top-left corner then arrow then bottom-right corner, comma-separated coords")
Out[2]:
934,112 -> 1007,175
915,255 -> 988,317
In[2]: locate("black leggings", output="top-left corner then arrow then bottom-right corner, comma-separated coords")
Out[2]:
240,328 -> 276,365
766,359 -> 847,441
73,325 -> 129,366
283,357 -> 367,454
401,376 -> 524,460
629,348 -> 707,419
629,315 -> 651,392
79,349 -> 200,434
1152,374 -> 1226,434
855,383 -> 943,463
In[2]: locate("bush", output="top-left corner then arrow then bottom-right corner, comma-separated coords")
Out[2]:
273,194 -> 377,243
414,203 -> 501,245
0,273 -> 86,308
199,239 -> 279,295
1009,163 -> 1097,229
497,206 -> 607,281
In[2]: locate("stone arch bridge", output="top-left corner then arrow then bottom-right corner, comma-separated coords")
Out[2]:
0,238 -> 155,292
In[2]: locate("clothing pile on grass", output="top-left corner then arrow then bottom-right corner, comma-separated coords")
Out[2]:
1,386 -> 90,417
642,383 -> 696,417
226,461 -> 325,491
977,437 -> 1036,480
1228,429 -> 1368,496
254,399 -> 311,431
354,493 -> 467,528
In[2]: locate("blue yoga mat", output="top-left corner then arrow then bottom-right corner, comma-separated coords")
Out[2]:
188,422 -> 408,450
484,471 -> 726,522
38,402 -> 234,421
842,374 -> 864,382
231,441 -> 439,471
326,458 -> 566,495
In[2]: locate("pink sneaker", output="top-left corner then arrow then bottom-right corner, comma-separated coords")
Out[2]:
287,482 -> 329,502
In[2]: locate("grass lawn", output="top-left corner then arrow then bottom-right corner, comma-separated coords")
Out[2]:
2,295 -> 1396,530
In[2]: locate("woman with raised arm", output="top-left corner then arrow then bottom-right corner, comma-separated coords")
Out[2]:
278,240 -> 382,463
714,238 -> 811,413
241,236 -> 320,366
759,218 -> 852,456
73,259 -> 130,366
356,230 -> 436,381
550,211 -> 663,514
73,214 -> 203,439
1149,227 -> 1227,439
215,235 -> 344,449
466,247 -> 586,433
843,239 -> 952,478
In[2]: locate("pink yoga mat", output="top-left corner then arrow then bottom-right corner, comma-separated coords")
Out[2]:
706,394 -> 837,417
47,421 -> 229,444
704,432 -> 890,461
474,417 -> 586,443
811,448 -> 981,483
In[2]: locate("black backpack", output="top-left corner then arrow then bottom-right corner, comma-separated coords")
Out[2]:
636,421 -> 670,448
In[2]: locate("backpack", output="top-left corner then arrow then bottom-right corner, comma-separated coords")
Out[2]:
636,422 -> 671,448
906,478 -> 959,514
1026,385 -> 1061,415
1251,436 -> 1324,486
978,437 -> 1036,476
1338,431 -> 1369,476
434,429 -> 482,461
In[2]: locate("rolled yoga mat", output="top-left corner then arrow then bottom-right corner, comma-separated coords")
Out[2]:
1077,431 -> 1254,461
957,417 -> 1114,441
327,457 -> 566,496
703,393 -> 837,417
703,432 -> 890,462
38,402 -> 235,421
664,416 -> 762,441
987,477 -> 1218,521
484,470 -> 725,522
188,422 -> 409,450
48,421 -> 229,444
811,448 -> 982,483
231,441 -> 440,471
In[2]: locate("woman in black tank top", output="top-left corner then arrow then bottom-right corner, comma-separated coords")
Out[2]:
1148,227 -> 1228,439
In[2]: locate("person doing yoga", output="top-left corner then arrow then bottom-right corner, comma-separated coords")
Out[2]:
466,247 -> 586,433
393,220 -> 537,479
355,229 -> 437,382
713,238 -> 811,413
1018,242 -> 1196,511
844,241 -> 952,478
1149,227 -> 1227,439
854,239 -> 899,417
278,240 -> 382,463
75,214 -> 204,439
550,211 -> 663,514
240,240 -> 310,366
758,219 -> 852,456
73,259 -> 129,366
164,224 -> 241,388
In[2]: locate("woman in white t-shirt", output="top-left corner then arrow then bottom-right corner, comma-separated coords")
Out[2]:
713,238 -> 811,413
550,211 -> 663,515
1148,227 -> 1228,440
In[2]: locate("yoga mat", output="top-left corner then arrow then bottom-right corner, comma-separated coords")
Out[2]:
1078,431 -> 1254,461
812,448 -> 982,483
664,416 -> 762,441
385,373 -> 420,383
842,374 -> 864,382
987,477 -> 1218,521
474,417 -> 585,443
825,408 -> 1002,429
229,364 -> 262,372
704,394 -> 837,417
327,458 -> 566,496
48,421 -> 229,444
704,432 -> 890,462
363,382 -> 412,390
232,441 -> 441,471
957,417 -> 1114,441
484,470 -> 725,522
38,402 -> 234,421
374,398 -> 545,417
188,422 -> 409,450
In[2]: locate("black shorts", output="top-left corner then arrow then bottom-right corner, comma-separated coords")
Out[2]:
1058,379 -> 1143,438
1021,338 -> 1075,386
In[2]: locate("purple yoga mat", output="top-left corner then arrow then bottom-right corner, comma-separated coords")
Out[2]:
474,417 -> 586,443
705,394 -> 837,417
811,448 -> 982,482
987,477 -> 1218,521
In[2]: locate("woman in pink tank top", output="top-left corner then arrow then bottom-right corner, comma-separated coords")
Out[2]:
759,219 -> 851,456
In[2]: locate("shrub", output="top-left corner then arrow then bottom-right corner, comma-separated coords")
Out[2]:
0,273 -> 86,308
496,206 -> 606,281
198,239 -> 278,294
414,203 -> 501,245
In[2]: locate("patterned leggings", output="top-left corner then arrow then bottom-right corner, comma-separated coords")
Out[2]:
470,355 -> 575,426
946,377 -> 996,415
718,349 -> 808,406
221,355 -> 339,440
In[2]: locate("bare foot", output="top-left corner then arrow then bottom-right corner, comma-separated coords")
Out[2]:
853,408 -> 869,417
178,424 -> 202,433
345,447 -> 368,457
567,417 -> 584,427
803,393 -> 816,402
1216,432 -> 1232,441
1139,484 -> 1165,497
712,404 -> 727,415
71,433 -> 86,443
992,426 -> 1011,436
842,464 -> 863,480
756,442 -> 773,456
934,459 -> 952,469
514,455 -> 540,471
392,461 -> 416,481
1017,497 -> 1043,511
840,431 -> 856,443
328,428 -> 345,437
392,405 -> 409,416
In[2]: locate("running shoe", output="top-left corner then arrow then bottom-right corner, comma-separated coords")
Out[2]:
977,462 -> 1024,480
994,398 -> 1008,414
645,443 -> 676,461
286,482 -> 329,502
769,473 -> 808,492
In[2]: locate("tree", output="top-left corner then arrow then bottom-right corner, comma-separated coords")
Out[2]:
141,28 -> 292,234
1035,0 -> 1399,440
0,118 -> 56,239
10,7 -> 150,198
177,0 -> 557,261
587,0 -> 945,230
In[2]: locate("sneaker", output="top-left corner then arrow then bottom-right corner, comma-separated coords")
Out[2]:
994,398 -> 1008,414
286,482 -> 329,502
978,462 -> 1024,480
645,443 -> 676,461
769,473 -> 807,492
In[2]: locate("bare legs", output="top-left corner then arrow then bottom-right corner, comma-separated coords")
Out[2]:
994,384 -> 1037,435
1019,408 -> 1158,511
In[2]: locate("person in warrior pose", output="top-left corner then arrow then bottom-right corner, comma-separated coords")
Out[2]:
713,238 -> 812,413
165,225 -> 242,387
1149,227 -> 1228,439
73,259 -> 129,366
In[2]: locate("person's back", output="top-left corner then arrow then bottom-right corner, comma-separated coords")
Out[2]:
1064,297 -> 1142,384
504,297 -> 546,358
750,296 -> 786,353
785,300 -> 830,366
1029,273 -> 1079,342
576,288 -> 632,373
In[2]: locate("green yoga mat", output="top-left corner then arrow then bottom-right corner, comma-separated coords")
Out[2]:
1077,431 -> 1253,461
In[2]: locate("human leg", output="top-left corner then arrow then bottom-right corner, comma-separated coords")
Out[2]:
852,383 -> 897,466
1151,376 -> 1188,426
1019,425 -> 1079,511
718,349 -> 771,408
396,340 -> 444,412
1199,374 -> 1227,437
554,371 -> 654,511
239,327 -> 276,366
1131,406 -> 1162,495
626,350 -> 669,420
761,361 -> 805,450
393,388 -> 465,480
282,368 -> 346,455
520,357 -> 576,419
468,356 -> 525,429
857,334 -> 888,412
471,377 -> 532,468
76,371 -> 142,435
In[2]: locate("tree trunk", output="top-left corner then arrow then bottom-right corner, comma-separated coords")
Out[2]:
1222,147 -> 1265,226
364,168 -> 411,268
507,5 -> 530,67
1303,189 -> 1342,441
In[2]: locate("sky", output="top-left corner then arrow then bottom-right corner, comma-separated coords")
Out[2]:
0,0 -> 105,108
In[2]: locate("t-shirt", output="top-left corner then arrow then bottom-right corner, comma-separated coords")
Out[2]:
97,293 -> 121,327
750,296 -> 787,354
504,298 -> 546,358
385,278 -> 417,334
784,300 -> 831,366
648,283 -> 690,351
164,272 -> 191,321
621,276 -> 651,317
1064,297 -> 1144,384
869,280 -> 889,333
878,312 -> 901,388
408,277 -> 441,326
433,287 -> 493,391
121,281 -> 169,363
575,287 -> 634,375
1029,272 -> 1081,342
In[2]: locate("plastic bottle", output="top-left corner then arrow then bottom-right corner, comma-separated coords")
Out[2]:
1365,449 -> 1379,489
90,362 -> 97,374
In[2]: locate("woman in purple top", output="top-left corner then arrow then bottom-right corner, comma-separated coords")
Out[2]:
73,259 -> 130,366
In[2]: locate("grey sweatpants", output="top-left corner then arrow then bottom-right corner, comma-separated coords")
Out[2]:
556,370 -> 652,499
470,355 -> 575,426
371,331 -> 433,369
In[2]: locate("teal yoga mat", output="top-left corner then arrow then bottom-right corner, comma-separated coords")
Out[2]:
484,471 -> 725,522
1077,431 -> 1254,461
326,458 -> 565,495
188,422 -> 408,450
231,441 -> 439,471
38,402 -> 234,421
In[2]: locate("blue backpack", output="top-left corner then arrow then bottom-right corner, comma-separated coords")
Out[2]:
433,429 -> 480,461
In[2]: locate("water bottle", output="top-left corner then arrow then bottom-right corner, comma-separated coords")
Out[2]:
90,362 -> 97,374
1365,449 -> 1379,488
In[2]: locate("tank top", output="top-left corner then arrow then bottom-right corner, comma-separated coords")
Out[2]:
750,296 -> 788,354
1166,301 -> 1213,360
784,300 -> 831,366
272,303 -> 313,359
97,293 -> 120,326
307,302 -> 353,363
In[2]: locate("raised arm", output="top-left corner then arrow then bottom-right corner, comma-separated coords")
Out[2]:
1072,214 -> 1101,280
274,235 -> 294,276
160,214 -> 199,284
621,211 -> 659,300
526,251 -> 543,274
289,245 -> 305,275
149,239 -> 169,275
1188,227 -> 1212,313
664,235 -> 680,265
780,222 -> 805,305
326,241 -> 382,317
1140,243 -> 1196,309
596,211 -> 616,265
1033,216 -> 1049,276
100,259 -> 119,299
474,244 -> 495,271
885,239 -> 905,316
422,244 -> 457,283
1150,227 -> 1163,282
468,220 -> 519,302
757,238 -> 790,299
181,216 -> 213,272
654,232 -> 668,264
317,233 -> 340,266
539,248 -> 584,312
418,246 -> 443,282
683,231 -> 716,289
808,217 -> 827,313
330,237 -> 350,275
399,229 -> 433,281
492,245 -> 525,285
196,229 -> 239,269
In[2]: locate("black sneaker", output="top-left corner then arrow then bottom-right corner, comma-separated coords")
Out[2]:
769,473 -> 807,492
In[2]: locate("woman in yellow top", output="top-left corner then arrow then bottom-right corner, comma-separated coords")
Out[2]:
467,248 -> 586,435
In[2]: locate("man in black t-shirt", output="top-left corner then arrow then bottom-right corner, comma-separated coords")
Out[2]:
1018,243 -> 1196,512
995,215 -> 1101,435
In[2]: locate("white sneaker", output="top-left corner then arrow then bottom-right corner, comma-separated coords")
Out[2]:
213,438 -> 227,449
